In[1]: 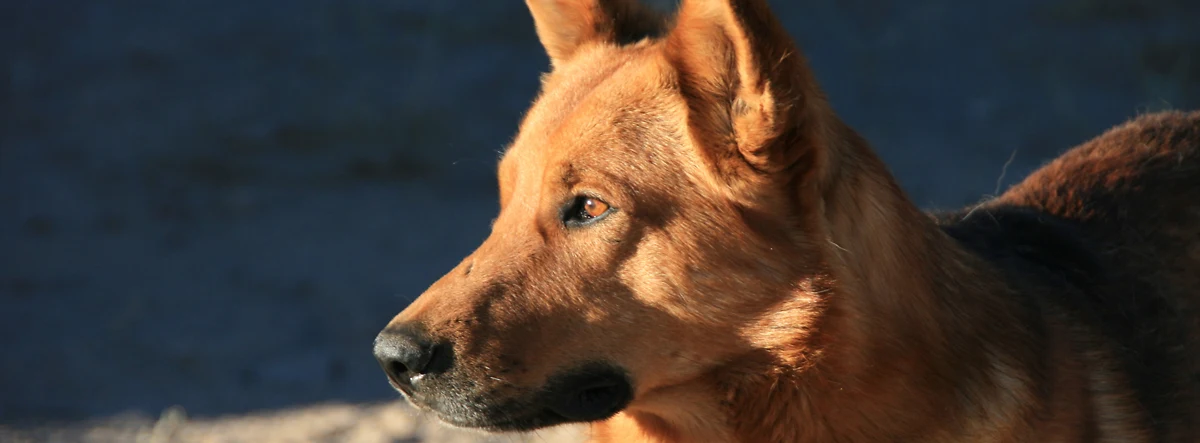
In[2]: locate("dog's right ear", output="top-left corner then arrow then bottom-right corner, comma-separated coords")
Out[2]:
526,0 -> 665,68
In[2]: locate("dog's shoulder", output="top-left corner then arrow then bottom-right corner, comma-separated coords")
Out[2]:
933,203 -> 1196,437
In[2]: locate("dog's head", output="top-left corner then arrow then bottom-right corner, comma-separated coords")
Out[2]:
376,0 -> 847,432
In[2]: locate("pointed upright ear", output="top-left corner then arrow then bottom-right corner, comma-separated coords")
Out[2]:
526,0 -> 666,67
666,0 -> 834,187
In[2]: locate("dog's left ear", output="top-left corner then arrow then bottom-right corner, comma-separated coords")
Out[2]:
666,0 -> 835,191
526,0 -> 665,68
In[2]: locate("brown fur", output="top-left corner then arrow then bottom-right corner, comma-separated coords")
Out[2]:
378,0 -> 1200,441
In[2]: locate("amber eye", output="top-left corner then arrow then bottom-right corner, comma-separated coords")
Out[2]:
562,195 -> 614,227
583,198 -> 608,218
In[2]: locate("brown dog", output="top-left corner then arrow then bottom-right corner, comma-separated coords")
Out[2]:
373,0 -> 1200,441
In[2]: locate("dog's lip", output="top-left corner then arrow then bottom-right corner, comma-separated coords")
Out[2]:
434,408 -> 570,432
390,362 -> 634,431
386,384 -> 579,432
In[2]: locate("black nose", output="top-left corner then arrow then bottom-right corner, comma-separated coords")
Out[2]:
373,326 -> 452,391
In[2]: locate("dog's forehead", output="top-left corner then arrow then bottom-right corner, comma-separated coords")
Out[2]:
502,46 -> 678,179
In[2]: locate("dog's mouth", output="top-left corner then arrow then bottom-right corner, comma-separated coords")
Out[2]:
540,367 -> 633,424
388,363 -> 634,432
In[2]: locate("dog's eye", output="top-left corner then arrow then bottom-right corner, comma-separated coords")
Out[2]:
562,196 -> 613,227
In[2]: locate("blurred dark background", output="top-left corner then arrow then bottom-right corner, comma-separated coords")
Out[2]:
2,0 -> 1199,427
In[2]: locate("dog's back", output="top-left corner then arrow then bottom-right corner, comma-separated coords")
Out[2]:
938,111 -> 1200,440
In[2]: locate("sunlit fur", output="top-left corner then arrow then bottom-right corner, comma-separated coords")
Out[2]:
381,0 -> 1200,441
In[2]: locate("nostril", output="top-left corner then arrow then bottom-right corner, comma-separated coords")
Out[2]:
373,333 -> 423,387
386,360 -> 410,381
377,354 -> 414,392
373,328 -> 454,388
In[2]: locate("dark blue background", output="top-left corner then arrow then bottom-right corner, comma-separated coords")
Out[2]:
2,0 -> 1198,424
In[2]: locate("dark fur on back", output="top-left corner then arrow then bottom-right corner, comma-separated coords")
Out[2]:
936,111 -> 1200,440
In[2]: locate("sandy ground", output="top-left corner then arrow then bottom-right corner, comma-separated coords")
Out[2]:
0,402 -> 586,443
2,0 -> 1198,441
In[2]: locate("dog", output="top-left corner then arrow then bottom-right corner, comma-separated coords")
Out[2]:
373,0 -> 1200,441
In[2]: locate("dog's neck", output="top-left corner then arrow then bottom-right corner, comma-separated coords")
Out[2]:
592,123 -> 1043,443
747,125 -> 1042,442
